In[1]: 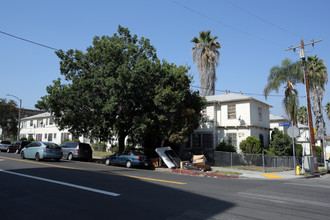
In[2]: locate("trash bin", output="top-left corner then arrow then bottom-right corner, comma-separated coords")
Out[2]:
296,166 -> 301,175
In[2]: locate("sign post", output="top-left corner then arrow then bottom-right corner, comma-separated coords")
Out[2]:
287,124 -> 300,175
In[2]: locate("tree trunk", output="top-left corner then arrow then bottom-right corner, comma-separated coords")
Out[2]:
118,135 -> 126,154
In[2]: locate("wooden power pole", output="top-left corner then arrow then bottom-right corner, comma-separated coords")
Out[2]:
285,39 -> 322,173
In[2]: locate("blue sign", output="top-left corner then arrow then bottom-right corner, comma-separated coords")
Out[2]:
279,122 -> 292,126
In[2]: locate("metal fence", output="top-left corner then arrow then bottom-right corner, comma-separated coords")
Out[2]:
213,151 -> 302,172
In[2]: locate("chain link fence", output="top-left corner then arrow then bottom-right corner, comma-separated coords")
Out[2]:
213,151 -> 302,172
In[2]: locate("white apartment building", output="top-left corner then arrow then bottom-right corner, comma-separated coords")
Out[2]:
20,112 -> 85,145
190,93 -> 272,152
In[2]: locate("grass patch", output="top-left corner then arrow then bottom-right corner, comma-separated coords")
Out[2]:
92,151 -> 111,158
210,170 -> 242,176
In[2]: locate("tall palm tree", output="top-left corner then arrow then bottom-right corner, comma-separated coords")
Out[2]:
306,55 -> 328,152
264,59 -> 304,125
326,102 -> 330,120
297,106 -> 308,125
191,31 -> 221,96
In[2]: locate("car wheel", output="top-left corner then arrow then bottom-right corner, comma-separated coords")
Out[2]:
105,158 -> 112,166
20,152 -> 25,159
7,149 -> 10,153
35,153 -> 40,161
68,153 -> 73,161
126,160 -> 132,168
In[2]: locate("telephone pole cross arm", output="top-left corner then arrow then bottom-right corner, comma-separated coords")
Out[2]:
285,39 -> 322,173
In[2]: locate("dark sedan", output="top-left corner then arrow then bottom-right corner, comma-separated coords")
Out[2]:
7,141 -> 31,153
105,150 -> 152,168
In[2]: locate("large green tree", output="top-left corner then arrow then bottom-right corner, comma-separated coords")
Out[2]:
264,59 -> 304,125
191,30 -> 221,96
0,98 -> 18,140
36,26 -> 205,153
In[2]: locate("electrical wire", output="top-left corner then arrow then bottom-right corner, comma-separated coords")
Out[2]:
224,0 -> 300,38
0,30 -> 58,51
171,0 -> 284,47
190,85 -> 307,98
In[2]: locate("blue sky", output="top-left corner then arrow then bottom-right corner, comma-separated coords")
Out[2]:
1,0 -> 330,132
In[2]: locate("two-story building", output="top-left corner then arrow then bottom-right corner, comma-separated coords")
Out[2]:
189,93 -> 272,152
19,112 -> 81,145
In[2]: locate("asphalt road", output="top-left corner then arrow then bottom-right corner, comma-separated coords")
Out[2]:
1,152 -> 330,220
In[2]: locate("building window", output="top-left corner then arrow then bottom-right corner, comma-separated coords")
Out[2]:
30,120 -> 33,127
36,134 -> 42,141
61,133 -> 70,142
192,133 -> 213,149
226,133 -> 237,147
37,119 -> 42,128
48,133 -> 53,141
259,134 -> 264,148
202,134 -> 213,149
44,133 -> 47,139
54,133 -> 57,139
258,107 -> 262,121
49,118 -> 54,125
228,105 -> 236,119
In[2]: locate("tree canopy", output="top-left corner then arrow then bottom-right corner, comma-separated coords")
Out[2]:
0,98 -> 18,140
36,25 -> 205,153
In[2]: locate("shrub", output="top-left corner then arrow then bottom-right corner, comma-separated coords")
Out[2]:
240,136 -> 262,154
20,137 -> 27,141
216,140 -> 236,152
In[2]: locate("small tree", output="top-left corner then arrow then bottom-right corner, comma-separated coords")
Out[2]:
240,136 -> 262,154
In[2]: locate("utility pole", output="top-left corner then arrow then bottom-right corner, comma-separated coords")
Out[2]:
285,39 -> 322,173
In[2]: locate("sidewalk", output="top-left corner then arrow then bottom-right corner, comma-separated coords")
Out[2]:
156,166 -> 328,179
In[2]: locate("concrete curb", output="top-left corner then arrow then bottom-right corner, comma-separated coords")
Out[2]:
171,169 -> 239,178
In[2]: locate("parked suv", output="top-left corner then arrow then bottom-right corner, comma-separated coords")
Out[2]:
7,141 -> 31,153
60,142 -> 92,161
0,140 -> 11,152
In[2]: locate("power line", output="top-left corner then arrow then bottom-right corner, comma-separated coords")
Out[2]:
190,85 -> 306,98
224,0 -> 300,38
171,0 -> 284,47
0,30 -> 58,51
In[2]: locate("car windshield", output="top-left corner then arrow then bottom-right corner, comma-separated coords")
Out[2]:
130,150 -> 145,156
44,143 -> 60,148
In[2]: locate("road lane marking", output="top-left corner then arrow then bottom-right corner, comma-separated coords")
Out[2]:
0,169 -> 120,197
237,192 -> 330,208
0,156 -> 187,185
261,174 -> 283,179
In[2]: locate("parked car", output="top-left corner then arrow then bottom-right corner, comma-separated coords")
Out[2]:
60,142 -> 92,161
0,140 -> 11,152
105,150 -> 152,168
7,141 -> 31,153
20,141 -> 62,161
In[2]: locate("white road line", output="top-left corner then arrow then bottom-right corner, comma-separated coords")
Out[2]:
0,169 -> 120,197
237,192 -> 330,208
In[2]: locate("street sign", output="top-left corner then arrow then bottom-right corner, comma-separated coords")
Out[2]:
279,122 -> 292,127
287,126 -> 300,138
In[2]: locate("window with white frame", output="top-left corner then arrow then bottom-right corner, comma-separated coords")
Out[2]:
228,105 -> 236,119
49,118 -> 54,125
30,120 -> 33,127
54,133 -> 57,139
258,107 -> 262,121
36,134 -> 42,141
226,133 -> 237,147
44,133 -> 47,139
48,133 -> 53,141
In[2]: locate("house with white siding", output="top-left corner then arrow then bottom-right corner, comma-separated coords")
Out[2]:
19,112 -> 88,145
189,93 -> 272,152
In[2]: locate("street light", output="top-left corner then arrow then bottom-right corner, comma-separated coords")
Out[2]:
6,94 -> 22,141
